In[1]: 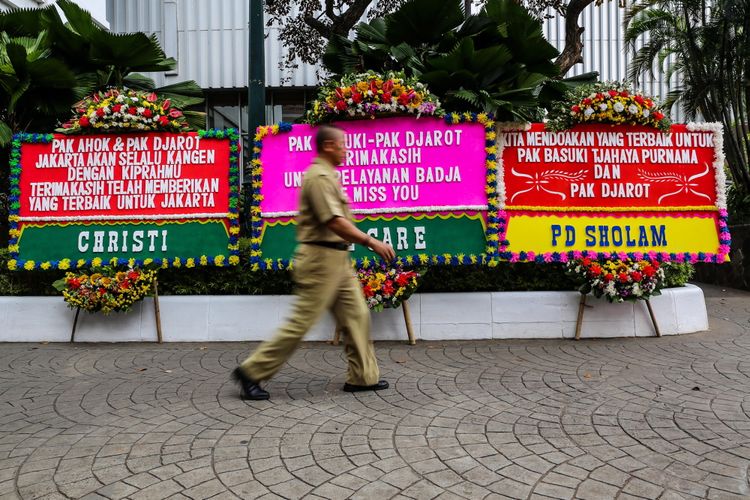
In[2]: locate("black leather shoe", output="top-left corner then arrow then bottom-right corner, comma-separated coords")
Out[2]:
343,380 -> 389,392
231,368 -> 270,400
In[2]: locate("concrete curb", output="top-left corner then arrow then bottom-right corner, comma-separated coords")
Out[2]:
0,284 -> 707,342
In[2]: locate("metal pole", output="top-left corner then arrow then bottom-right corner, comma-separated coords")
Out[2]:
246,0 -> 265,233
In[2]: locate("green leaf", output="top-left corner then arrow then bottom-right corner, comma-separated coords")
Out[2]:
0,121 -> 12,147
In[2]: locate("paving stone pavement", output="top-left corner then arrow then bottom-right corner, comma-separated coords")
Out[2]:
1,284 -> 750,499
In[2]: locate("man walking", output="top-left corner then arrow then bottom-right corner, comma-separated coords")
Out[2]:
232,124 -> 396,400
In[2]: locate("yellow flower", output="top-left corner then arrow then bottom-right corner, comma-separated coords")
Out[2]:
229,255 -> 240,265
24,260 -> 35,270
40,262 -> 52,270
200,255 -> 209,266
92,258 -> 102,268
214,255 -> 226,266
186,258 -> 195,268
7,260 -> 17,270
172,257 -> 182,268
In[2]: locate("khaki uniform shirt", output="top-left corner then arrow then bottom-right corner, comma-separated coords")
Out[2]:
296,157 -> 353,244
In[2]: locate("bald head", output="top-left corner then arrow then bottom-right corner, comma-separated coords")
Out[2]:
315,124 -> 344,152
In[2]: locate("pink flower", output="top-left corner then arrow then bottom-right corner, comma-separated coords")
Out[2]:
689,254 -> 699,264
617,252 -> 628,261
703,253 -> 714,263
543,252 -> 553,263
526,251 -> 536,261
169,109 -> 183,118
675,254 -> 685,263
647,251 -> 658,261
573,250 -> 582,259
509,253 -> 519,263
633,252 -> 643,260
147,92 -> 158,102
559,253 -> 569,263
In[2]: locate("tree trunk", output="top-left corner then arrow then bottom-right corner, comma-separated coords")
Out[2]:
555,0 -> 596,76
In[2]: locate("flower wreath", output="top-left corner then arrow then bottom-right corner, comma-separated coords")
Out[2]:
546,81 -> 670,132
57,87 -> 190,134
53,266 -> 157,314
305,70 -> 444,124
565,257 -> 665,303
356,263 -> 424,312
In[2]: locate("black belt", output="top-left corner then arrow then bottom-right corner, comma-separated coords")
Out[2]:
305,241 -> 350,251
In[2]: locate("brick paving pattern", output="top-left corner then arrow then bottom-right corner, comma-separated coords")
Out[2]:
1,284 -> 750,499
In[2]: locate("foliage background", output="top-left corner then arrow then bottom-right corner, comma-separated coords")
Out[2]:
0,242 -> 695,297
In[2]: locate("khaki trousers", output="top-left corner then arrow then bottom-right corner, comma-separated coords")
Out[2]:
240,244 -> 380,386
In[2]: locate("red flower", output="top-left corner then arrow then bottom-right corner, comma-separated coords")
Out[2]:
128,106 -> 137,115
618,272 -> 629,283
644,98 -> 653,108
383,80 -> 394,92
582,98 -> 592,105
112,104 -> 122,113
653,111 -> 664,121
120,280 -> 131,290
169,109 -> 182,118
634,95 -> 645,105
352,92 -> 363,104
79,116 -> 90,127
67,277 -> 81,289
631,271 -> 643,282
370,80 -> 379,94
605,273 -> 615,281
147,92 -> 158,102
158,115 -> 169,126
571,105 -> 581,113
96,108 -> 105,117
335,100 -> 347,111
642,265 -> 656,277
581,257 -> 591,267
128,271 -> 140,281
595,93 -> 604,100
161,99 -> 171,110
620,90 -> 629,97
608,90 -> 618,97
141,109 -> 152,118
98,287 -> 106,295
383,281 -> 394,295
396,274 -> 410,286
363,285 -> 374,297
382,92 -> 392,103
397,92 -> 411,105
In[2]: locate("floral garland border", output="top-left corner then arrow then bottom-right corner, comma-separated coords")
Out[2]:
7,129 -> 242,270
494,121 -> 731,264
249,113 -> 504,270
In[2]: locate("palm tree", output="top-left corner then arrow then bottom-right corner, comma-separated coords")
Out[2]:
625,0 -> 750,198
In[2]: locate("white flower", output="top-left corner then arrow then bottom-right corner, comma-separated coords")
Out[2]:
613,102 -> 625,112
642,109 -> 650,117
136,107 -> 145,114
584,107 -> 594,117
628,104 -> 638,114
599,103 -> 607,111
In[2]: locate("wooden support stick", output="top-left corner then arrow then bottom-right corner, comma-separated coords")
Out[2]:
646,299 -> 661,337
153,279 -> 163,343
70,307 -> 81,343
402,299 -> 415,345
574,294 -> 587,341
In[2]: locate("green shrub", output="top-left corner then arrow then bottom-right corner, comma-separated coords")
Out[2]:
0,243 -> 695,296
